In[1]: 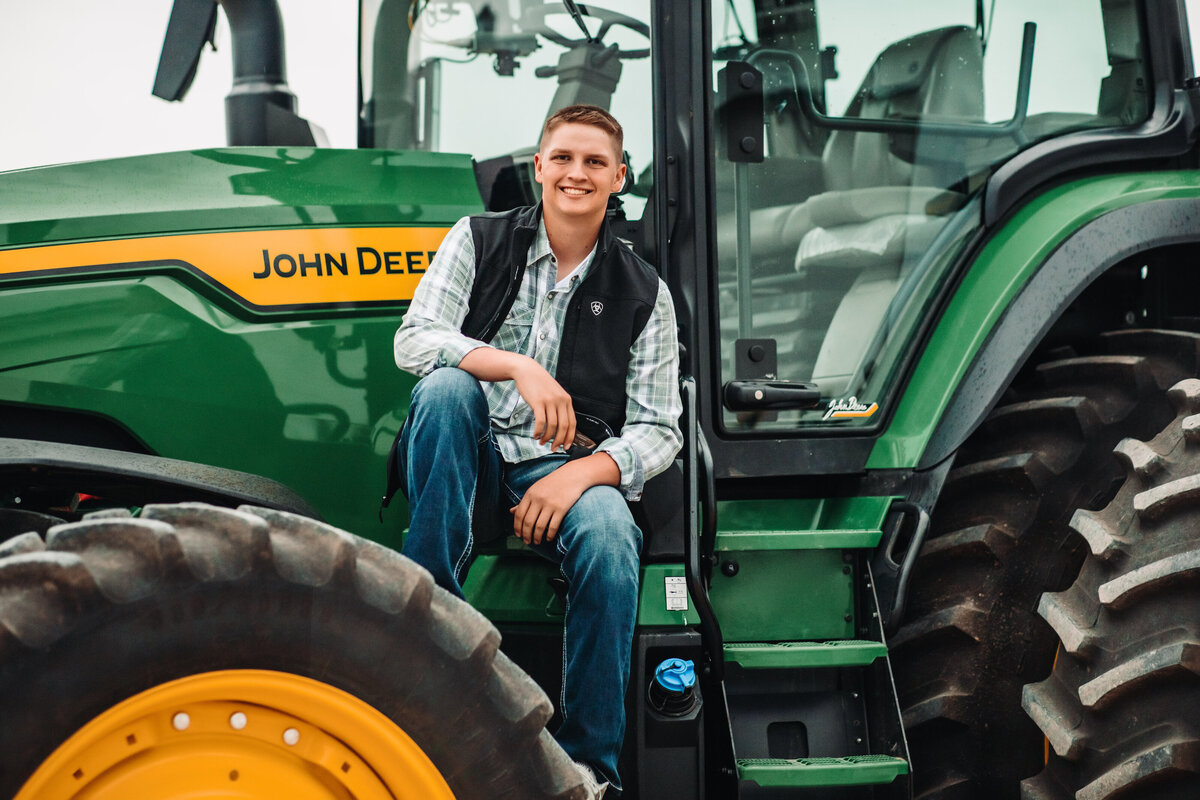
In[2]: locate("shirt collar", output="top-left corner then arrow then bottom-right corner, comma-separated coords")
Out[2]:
529,217 -> 599,289
528,217 -> 554,266
555,246 -> 596,290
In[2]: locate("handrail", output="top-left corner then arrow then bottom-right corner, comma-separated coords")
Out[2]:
680,377 -> 725,680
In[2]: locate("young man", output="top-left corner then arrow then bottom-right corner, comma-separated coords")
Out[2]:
391,104 -> 682,797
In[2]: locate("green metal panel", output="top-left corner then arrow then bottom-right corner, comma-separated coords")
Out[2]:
0,276 -> 416,542
463,555 -> 565,624
464,557 -> 699,627
0,148 -> 483,247
708,497 -> 894,641
737,755 -> 908,788
869,170 -> 1200,469
709,549 -> 854,642
717,530 -> 880,550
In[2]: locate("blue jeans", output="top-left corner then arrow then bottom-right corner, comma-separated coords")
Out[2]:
396,367 -> 641,790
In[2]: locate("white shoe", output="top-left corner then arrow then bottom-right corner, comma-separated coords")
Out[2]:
574,762 -> 609,799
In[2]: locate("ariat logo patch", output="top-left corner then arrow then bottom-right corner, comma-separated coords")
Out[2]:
590,301 -> 604,316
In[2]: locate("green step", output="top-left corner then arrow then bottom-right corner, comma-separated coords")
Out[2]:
714,498 -> 894,552
724,640 -> 887,669
737,755 -> 909,788
715,528 -> 881,550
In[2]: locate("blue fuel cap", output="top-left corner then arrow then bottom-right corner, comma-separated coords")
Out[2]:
654,658 -> 696,694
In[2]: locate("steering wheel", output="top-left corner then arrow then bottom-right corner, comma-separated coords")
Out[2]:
519,3 -> 650,59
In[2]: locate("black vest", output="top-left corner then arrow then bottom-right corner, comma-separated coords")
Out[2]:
460,204 -> 660,438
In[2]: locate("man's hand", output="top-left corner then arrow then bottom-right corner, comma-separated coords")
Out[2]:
511,465 -> 587,545
459,347 -> 576,452
511,359 -> 576,452
510,453 -> 622,545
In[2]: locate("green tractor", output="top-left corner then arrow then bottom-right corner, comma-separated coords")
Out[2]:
3,0 -> 1200,797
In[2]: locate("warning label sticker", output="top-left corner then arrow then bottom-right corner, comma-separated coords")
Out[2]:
665,576 -> 688,612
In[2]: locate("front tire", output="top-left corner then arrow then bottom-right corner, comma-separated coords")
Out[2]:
0,503 -> 584,799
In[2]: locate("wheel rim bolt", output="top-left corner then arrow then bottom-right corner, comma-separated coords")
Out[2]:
283,727 -> 300,746
172,712 -> 190,731
230,712 -> 248,730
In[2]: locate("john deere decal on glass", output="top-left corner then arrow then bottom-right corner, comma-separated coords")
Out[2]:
823,397 -> 879,421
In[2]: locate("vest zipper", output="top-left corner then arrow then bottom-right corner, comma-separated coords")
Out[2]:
478,261 -> 527,344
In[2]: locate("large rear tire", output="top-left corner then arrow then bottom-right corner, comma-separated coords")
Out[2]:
0,503 -> 585,799
1022,379 -> 1200,799
891,330 -> 1200,799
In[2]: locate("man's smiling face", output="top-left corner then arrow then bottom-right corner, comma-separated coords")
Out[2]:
534,122 -> 626,224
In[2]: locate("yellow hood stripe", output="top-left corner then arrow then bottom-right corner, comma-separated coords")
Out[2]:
0,227 -> 450,309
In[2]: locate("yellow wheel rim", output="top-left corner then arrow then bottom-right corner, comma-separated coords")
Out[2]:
16,669 -> 456,799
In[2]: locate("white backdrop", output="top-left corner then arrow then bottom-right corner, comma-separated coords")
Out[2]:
0,0 -> 357,171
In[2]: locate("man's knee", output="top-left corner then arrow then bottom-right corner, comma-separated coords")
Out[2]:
411,367 -> 486,417
566,486 -> 642,567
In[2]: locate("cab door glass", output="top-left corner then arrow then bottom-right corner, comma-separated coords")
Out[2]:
710,0 -> 1148,433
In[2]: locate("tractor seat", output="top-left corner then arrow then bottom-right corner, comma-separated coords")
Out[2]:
800,25 -> 985,395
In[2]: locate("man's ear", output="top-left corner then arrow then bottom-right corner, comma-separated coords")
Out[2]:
533,151 -> 544,184
612,162 -> 627,192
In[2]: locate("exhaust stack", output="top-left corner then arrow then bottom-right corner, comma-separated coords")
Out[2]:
153,0 -> 325,146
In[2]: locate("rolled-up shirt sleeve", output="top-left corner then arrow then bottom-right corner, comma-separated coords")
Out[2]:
596,280 -> 683,500
394,217 -> 491,376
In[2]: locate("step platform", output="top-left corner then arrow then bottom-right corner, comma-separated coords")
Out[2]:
737,755 -> 909,788
724,640 -> 887,669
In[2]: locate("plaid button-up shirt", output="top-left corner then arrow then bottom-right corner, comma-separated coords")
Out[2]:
394,215 -> 682,500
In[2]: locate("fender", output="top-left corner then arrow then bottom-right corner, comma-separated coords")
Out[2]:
920,195 -> 1200,470
0,437 -> 320,519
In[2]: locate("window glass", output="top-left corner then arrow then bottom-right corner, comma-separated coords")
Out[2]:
711,0 -> 1147,433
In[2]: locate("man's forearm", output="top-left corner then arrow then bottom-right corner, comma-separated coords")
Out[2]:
458,346 -> 532,383
563,450 -> 621,489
